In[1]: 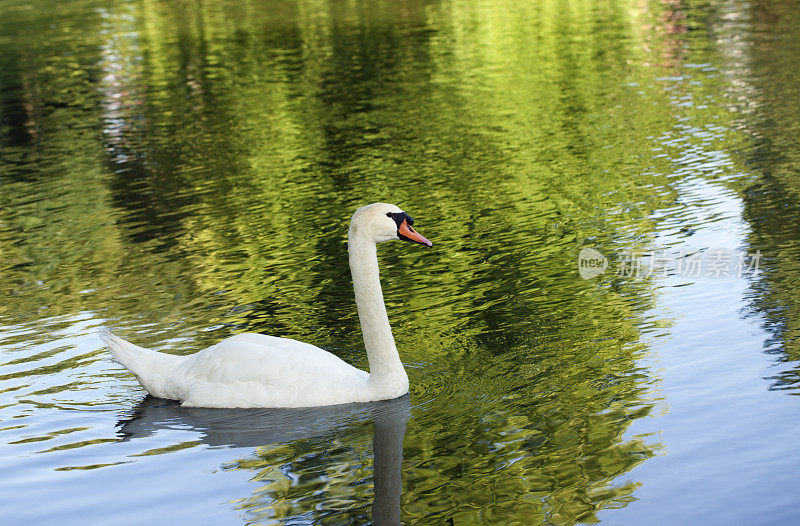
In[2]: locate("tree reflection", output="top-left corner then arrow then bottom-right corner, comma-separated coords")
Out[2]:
728,0 -> 800,391
0,0 -> 673,523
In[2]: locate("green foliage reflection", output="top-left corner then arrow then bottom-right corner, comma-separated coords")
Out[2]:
0,0 -> 703,523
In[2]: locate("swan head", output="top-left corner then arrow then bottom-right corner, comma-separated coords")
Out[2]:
350,203 -> 433,247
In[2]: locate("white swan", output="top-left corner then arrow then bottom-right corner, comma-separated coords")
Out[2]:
102,202 -> 432,408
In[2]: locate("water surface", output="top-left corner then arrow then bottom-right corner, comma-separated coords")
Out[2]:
2,0 -> 800,524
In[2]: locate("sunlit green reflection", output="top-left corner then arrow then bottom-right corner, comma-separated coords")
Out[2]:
2,0 -> 767,522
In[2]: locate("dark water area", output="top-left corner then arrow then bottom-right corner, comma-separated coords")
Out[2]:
1,0 -> 800,524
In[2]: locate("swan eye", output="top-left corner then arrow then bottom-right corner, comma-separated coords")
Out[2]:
387,211 -> 414,226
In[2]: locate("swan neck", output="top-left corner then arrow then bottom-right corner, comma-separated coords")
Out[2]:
348,233 -> 408,392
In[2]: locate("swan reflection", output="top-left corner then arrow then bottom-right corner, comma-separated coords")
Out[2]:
117,394 -> 411,524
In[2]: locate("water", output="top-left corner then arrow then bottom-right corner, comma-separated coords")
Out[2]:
1,0 -> 800,523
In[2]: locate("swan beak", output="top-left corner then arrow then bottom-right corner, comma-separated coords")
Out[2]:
398,219 -> 433,247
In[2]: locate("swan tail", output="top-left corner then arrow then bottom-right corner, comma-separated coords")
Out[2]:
100,328 -> 182,399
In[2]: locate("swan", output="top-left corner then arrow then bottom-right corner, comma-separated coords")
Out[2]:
101,202 -> 433,408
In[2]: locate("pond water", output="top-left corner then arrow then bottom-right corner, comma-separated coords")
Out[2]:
2,0 -> 800,524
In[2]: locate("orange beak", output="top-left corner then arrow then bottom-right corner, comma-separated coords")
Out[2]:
398,219 -> 433,247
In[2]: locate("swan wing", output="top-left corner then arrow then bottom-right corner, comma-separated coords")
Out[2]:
173,333 -> 370,407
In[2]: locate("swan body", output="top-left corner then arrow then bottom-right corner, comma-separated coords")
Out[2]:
102,203 -> 432,408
